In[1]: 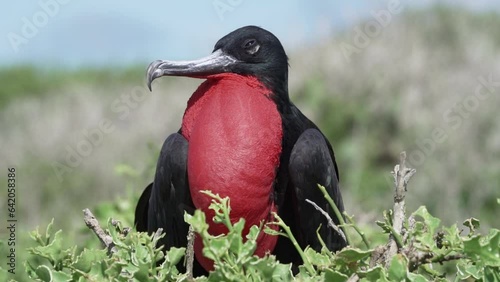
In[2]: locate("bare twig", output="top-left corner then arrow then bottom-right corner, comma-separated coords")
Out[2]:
384,152 -> 416,267
185,225 -> 195,281
402,215 -> 415,244
316,184 -> 352,246
305,199 -> 347,245
83,208 -> 116,255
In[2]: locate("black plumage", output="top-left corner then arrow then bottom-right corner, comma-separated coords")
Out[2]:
135,25 -> 347,275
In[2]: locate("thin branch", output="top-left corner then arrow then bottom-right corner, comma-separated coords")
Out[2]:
305,199 -> 347,245
317,184 -> 352,246
408,251 -> 466,271
344,213 -> 371,249
268,212 -> 316,275
402,215 -> 415,244
185,225 -> 195,281
430,254 -> 466,264
384,151 -> 416,267
83,208 -> 116,255
388,225 -> 404,249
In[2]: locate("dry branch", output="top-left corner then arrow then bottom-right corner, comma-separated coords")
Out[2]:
384,151 -> 416,267
185,225 -> 195,281
83,208 -> 116,255
305,199 -> 347,245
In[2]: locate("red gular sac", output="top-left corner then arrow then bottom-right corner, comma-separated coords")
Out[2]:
182,73 -> 283,271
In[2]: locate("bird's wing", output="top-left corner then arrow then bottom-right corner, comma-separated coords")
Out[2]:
134,132 -> 193,249
135,182 -> 153,232
288,128 -> 347,251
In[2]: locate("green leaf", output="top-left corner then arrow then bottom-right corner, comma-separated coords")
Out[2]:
29,219 -> 56,247
51,270 -> 72,282
271,263 -> 293,282
204,236 -> 230,262
296,265 -> 313,279
25,261 -> 38,279
29,230 -> 68,264
441,224 -> 461,249
324,269 -> 349,281
387,254 -> 408,281
166,247 -> 185,266
411,206 -> 441,251
73,248 -> 107,273
407,272 -> 428,282
335,247 -> 372,263
132,263 -> 150,282
248,257 -> 292,282
240,225 -> 259,257
45,219 -> 55,245
412,206 -> 441,235
35,265 -> 52,282
228,219 -> 245,254
456,261 -> 482,280
463,217 -> 480,234
122,263 -> 139,277
358,265 -> 388,282
185,210 -> 208,234
483,266 -> 500,281
303,247 -> 330,268
463,229 -> 500,267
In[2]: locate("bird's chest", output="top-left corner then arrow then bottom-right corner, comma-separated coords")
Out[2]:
182,77 -> 283,225
180,75 -> 283,271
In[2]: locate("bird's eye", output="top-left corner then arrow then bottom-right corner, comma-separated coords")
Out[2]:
243,39 -> 260,55
243,39 -> 256,48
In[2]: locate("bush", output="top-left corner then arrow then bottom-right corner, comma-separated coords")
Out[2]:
7,155 -> 499,281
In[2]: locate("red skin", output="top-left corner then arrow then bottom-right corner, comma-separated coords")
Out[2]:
181,73 -> 283,271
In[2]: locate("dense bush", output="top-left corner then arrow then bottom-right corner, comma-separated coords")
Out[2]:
3,165 -> 498,281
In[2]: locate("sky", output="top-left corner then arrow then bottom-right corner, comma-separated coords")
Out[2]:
1,0 -> 499,68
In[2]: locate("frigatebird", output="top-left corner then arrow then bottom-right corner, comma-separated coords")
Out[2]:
135,25 -> 347,274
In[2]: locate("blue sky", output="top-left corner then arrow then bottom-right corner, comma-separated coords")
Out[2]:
1,0 -> 498,68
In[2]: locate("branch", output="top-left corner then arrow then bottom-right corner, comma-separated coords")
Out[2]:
344,213 -> 371,249
305,199 -> 347,245
402,215 -> 416,244
317,184 -> 352,246
384,151 -> 416,267
185,225 -> 195,281
268,212 -> 316,275
83,208 -> 116,255
408,252 -> 466,271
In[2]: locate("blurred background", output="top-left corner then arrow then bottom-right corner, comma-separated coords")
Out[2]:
1,0 -> 499,279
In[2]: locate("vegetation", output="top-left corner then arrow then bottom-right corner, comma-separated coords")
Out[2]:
0,5 -> 499,281
3,163 -> 499,281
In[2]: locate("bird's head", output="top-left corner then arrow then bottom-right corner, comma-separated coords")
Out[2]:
147,25 -> 289,96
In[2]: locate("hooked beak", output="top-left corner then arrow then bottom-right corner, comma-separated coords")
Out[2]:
146,49 -> 239,91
